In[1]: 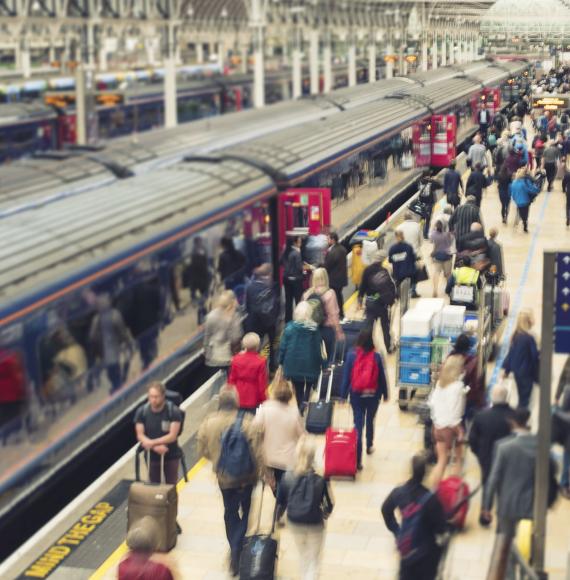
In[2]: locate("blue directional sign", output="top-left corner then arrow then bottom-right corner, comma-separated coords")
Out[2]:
555,252 -> 570,353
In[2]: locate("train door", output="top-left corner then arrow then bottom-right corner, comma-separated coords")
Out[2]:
431,114 -> 457,168
412,121 -> 431,167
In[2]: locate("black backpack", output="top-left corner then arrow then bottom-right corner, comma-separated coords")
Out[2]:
306,292 -> 326,325
370,268 -> 397,306
396,492 -> 433,565
217,414 -> 255,481
287,473 -> 327,524
249,281 -> 276,321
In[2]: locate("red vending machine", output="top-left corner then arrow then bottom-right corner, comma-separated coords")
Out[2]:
431,114 -> 457,167
412,121 -> 432,167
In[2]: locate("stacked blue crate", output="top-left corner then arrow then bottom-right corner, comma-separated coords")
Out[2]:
399,335 -> 432,385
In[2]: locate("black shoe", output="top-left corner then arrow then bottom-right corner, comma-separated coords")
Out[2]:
479,513 -> 492,528
176,522 -> 182,534
366,446 -> 375,455
230,553 -> 240,577
357,463 -> 363,471
411,291 -> 420,298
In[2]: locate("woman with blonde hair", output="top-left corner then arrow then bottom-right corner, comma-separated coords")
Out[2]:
277,436 -> 334,580
303,267 -> 344,363
501,309 -> 539,409
203,290 -> 243,373
429,355 -> 468,486
254,374 -> 304,497
509,167 -> 541,233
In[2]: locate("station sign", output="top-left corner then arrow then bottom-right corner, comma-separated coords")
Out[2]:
384,55 -> 397,63
531,95 -> 570,111
554,252 -> 570,353
405,55 -> 417,63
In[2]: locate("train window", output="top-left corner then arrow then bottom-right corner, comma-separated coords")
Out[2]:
12,128 -> 36,145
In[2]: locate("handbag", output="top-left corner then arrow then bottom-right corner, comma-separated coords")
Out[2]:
416,262 -> 429,283
433,251 -> 452,262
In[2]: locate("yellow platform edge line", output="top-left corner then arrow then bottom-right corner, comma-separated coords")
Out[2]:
89,457 -> 208,580
344,290 -> 358,310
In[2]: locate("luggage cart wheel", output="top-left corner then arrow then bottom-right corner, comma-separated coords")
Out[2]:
398,388 -> 409,411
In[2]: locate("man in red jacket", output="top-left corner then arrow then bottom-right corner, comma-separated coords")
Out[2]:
228,333 -> 268,412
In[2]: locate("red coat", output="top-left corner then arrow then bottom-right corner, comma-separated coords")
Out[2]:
0,350 -> 26,403
228,351 -> 268,409
118,554 -> 174,580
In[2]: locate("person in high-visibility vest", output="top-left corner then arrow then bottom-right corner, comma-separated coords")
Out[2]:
445,256 -> 481,311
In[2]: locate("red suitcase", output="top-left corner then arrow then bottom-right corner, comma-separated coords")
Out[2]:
436,475 -> 470,530
324,403 -> 357,479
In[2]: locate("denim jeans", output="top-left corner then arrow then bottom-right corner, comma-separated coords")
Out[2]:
220,484 -> 253,561
351,394 -> 380,464
561,447 -> 570,489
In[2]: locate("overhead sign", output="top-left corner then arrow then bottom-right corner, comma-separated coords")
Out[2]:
531,95 -> 569,111
405,55 -> 417,63
384,55 -> 397,63
554,252 -> 570,353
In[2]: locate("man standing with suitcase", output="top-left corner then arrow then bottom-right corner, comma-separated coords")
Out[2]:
135,382 -> 183,485
198,387 -> 262,576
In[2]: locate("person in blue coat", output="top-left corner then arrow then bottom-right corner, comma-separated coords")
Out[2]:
509,168 -> 541,233
501,309 -> 540,409
340,327 -> 388,470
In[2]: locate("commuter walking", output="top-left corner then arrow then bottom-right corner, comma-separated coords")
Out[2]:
443,161 -> 464,208
281,236 -> 305,322
468,383 -> 514,526
197,387 -> 262,576
477,103 -> 491,138
389,230 -> 418,298
358,250 -> 397,352
501,309 -> 539,409
456,223 -> 489,272
481,408 -> 557,547
227,333 -> 268,413
428,355 -> 467,486
244,263 -> 280,372
382,453 -> 447,580
397,211 -> 423,257
429,220 -> 454,298
467,133 -> 488,169
417,173 -> 442,239
562,157 -> 570,226
496,158 -> 514,224
218,237 -> 247,290
277,436 -> 334,580
340,327 -> 389,469
486,228 -> 505,279
446,256 -> 481,311
253,375 -> 304,497
448,195 -> 482,244
543,140 -> 561,191
303,268 -> 344,363
203,290 -> 243,374
553,375 -> 570,498
135,382 -> 183,484
324,231 -> 348,319
119,521 -> 175,580
509,167 -> 540,233
279,302 -> 327,412
448,333 -> 483,417
465,163 -> 488,207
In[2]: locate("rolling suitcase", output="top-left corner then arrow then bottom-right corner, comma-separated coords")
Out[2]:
306,369 -> 334,434
239,482 -> 278,580
128,451 -> 178,552
436,476 -> 471,530
341,319 -> 370,351
324,405 -> 357,478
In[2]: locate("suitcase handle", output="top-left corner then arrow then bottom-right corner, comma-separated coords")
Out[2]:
135,446 -> 166,484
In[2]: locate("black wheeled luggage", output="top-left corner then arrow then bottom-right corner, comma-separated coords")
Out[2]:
239,483 -> 278,580
306,370 -> 334,434
341,319 -> 370,351
128,452 -> 178,552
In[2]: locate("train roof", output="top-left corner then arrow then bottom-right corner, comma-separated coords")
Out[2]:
0,60 -> 527,214
0,102 -> 56,125
0,60 -> 528,314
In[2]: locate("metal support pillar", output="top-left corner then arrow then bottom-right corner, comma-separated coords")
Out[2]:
533,251 -> 556,576
292,43 -> 302,99
253,26 -> 265,108
196,42 -> 204,64
99,46 -> 108,71
241,44 -> 248,73
440,33 -> 447,67
323,39 -> 333,93
86,23 -> 96,67
368,42 -> 376,83
399,42 -> 405,76
164,25 -> 178,128
432,33 -> 438,70
309,29 -> 319,95
217,40 -> 224,70
21,42 -> 31,78
421,37 -> 428,72
348,41 -> 357,87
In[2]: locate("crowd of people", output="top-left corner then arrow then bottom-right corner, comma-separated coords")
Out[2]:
123,95 -> 570,580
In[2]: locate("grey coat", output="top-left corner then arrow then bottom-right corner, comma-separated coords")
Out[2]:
204,309 -> 243,367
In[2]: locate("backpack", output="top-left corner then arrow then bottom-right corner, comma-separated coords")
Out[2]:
141,399 -> 185,436
287,472 -> 326,524
306,292 -> 326,325
351,348 -> 379,394
217,414 -> 255,481
249,282 -> 275,321
487,133 -> 497,147
396,492 -> 433,565
369,269 -> 397,306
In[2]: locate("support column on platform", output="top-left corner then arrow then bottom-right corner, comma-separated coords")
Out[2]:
253,27 -> 265,107
431,33 -> 438,70
348,40 -> 357,87
292,38 -> 302,99
421,36 -> 428,72
323,36 -> 333,93
164,25 -> 178,128
386,43 -> 394,78
309,29 -> 319,95
368,41 -> 376,83
440,32 -> 447,67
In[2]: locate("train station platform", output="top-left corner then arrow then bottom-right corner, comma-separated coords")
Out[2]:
82,165 -> 570,579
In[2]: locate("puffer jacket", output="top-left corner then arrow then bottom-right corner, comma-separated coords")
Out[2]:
509,177 -> 540,208
279,321 -> 326,382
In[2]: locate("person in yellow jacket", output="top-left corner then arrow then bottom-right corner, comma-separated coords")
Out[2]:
445,256 -> 481,311
350,243 -> 366,289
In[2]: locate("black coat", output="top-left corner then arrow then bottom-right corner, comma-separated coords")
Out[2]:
468,403 -> 514,479
324,243 -> 348,289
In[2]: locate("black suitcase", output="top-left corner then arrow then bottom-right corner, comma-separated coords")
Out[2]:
341,319 -> 370,351
239,482 -> 278,580
306,370 -> 334,434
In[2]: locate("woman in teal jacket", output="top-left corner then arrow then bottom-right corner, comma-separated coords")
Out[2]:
279,302 -> 327,412
509,167 -> 541,233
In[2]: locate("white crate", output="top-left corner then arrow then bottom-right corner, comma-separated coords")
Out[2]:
416,298 -> 445,333
441,305 -> 466,328
401,308 -> 434,338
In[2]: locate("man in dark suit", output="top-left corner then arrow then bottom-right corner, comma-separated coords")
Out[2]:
325,231 -> 348,319
468,383 -> 514,526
